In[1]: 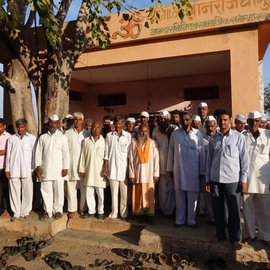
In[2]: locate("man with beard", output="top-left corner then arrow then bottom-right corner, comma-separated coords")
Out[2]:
129,124 -> 159,219
198,102 -> 209,125
65,112 -> 89,218
102,115 -> 113,138
103,114 -> 131,221
192,115 -> 202,130
152,110 -> 176,216
171,110 -> 181,128
243,111 -> 270,247
36,114 -> 70,221
206,109 -> 249,250
167,111 -> 205,228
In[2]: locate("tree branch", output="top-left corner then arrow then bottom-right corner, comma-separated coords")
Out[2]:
56,0 -> 72,29
25,10 -> 35,29
0,71 -> 16,93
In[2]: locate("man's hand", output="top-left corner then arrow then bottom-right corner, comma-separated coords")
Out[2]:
36,166 -> 42,179
79,172 -> 85,178
169,171 -> 174,179
241,182 -> 248,193
0,150 -> 5,156
130,178 -> 136,184
5,171 -> 10,179
205,183 -> 211,193
154,177 -> 159,183
61,169 -> 68,177
103,161 -> 109,177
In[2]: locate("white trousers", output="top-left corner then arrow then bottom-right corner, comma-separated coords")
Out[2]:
9,177 -> 33,218
243,193 -> 270,241
159,174 -> 175,215
175,189 -> 198,225
66,180 -> 79,212
86,186 -> 104,215
109,179 -> 128,218
41,179 -> 64,217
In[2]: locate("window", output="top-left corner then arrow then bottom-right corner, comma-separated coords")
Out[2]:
184,86 -> 219,100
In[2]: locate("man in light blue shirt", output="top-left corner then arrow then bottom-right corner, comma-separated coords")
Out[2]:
206,109 -> 249,250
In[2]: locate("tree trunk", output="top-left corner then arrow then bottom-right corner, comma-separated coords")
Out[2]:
7,59 -> 37,136
44,53 -> 71,122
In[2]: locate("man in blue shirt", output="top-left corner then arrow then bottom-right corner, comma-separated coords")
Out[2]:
206,109 -> 249,250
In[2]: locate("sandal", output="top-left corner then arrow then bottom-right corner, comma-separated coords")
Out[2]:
172,253 -> 181,266
158,253 -> 167,265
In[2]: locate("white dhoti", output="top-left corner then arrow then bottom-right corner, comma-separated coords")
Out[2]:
159,174 -> 175,215
40,179 -> 64,216
175,189 -> 198,226
243,193 -> 270,241
9,177 -> 33,218
66,180 -> 79,212
86,186 -> 104,215
109,179 -> 128,218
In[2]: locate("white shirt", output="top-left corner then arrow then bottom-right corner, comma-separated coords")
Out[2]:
167,128 -> 205,192
35,130 -> 70,180
5,133 -> 36,178
78,135 -> 106,188
104,130 -> 131,181
65,128 -> 89,180
243,128 -> 270,194
0,131 -> 11,169
129,138 -> 159,183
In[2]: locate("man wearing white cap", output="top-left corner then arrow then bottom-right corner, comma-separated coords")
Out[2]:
191,115 -> 202,130
234,114 -> 247,133
134,111 -> 150,137
36,114 -> 70,221
167,111 -> 205,228
5,118 -> 36,221
126,117 -> 136,138
242,111 -> 270,247
198,115 -> 216,222
61,114 -> 74,133
152,110 -> 176,216
65,112 -> 89,218
198,102 -> 209,125
260,113 -> 267,129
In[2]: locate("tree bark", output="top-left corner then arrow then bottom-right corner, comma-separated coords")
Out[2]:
7,59 -> 37,136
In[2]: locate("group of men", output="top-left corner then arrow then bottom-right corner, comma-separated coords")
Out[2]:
0,101 -> 269,251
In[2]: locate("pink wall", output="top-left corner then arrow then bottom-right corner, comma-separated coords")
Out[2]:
69,72 -> 231,121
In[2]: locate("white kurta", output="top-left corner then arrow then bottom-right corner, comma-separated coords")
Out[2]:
167,128 -> 205,192
78,135 -> 106,188
104,130 -> 131,181
65,128 -> 89,181
129,139 -> 159,183
243,128 -> 270,194
35,130 -> 70,180
5,133 -> 36,178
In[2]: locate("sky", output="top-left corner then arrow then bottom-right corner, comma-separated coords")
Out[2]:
1,0 -> 270,117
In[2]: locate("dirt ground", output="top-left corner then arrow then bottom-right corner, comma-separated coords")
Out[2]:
1,228 -> 269,270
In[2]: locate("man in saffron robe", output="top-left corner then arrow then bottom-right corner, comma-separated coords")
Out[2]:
129,124 -> 159,217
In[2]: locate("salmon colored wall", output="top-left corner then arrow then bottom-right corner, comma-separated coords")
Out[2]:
69,72 -> 231,121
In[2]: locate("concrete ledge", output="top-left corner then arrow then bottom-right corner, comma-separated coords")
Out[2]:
0,212 -> 68,236
67,215 -> 145,235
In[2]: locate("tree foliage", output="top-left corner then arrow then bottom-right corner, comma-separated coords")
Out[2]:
264,83 -> 270,112
0,0 -> 192,134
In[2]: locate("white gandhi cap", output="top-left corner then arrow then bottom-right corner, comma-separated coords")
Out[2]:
140,111 -> 149,118
198,102 -> 208,108
49,114 -> 59,121
192,115 -> 201,121
159,110 -> 170,118
205,115 -> 216,122
235,114 -> 246,123
248,111 -> 261,119
126,117 -> 136,123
